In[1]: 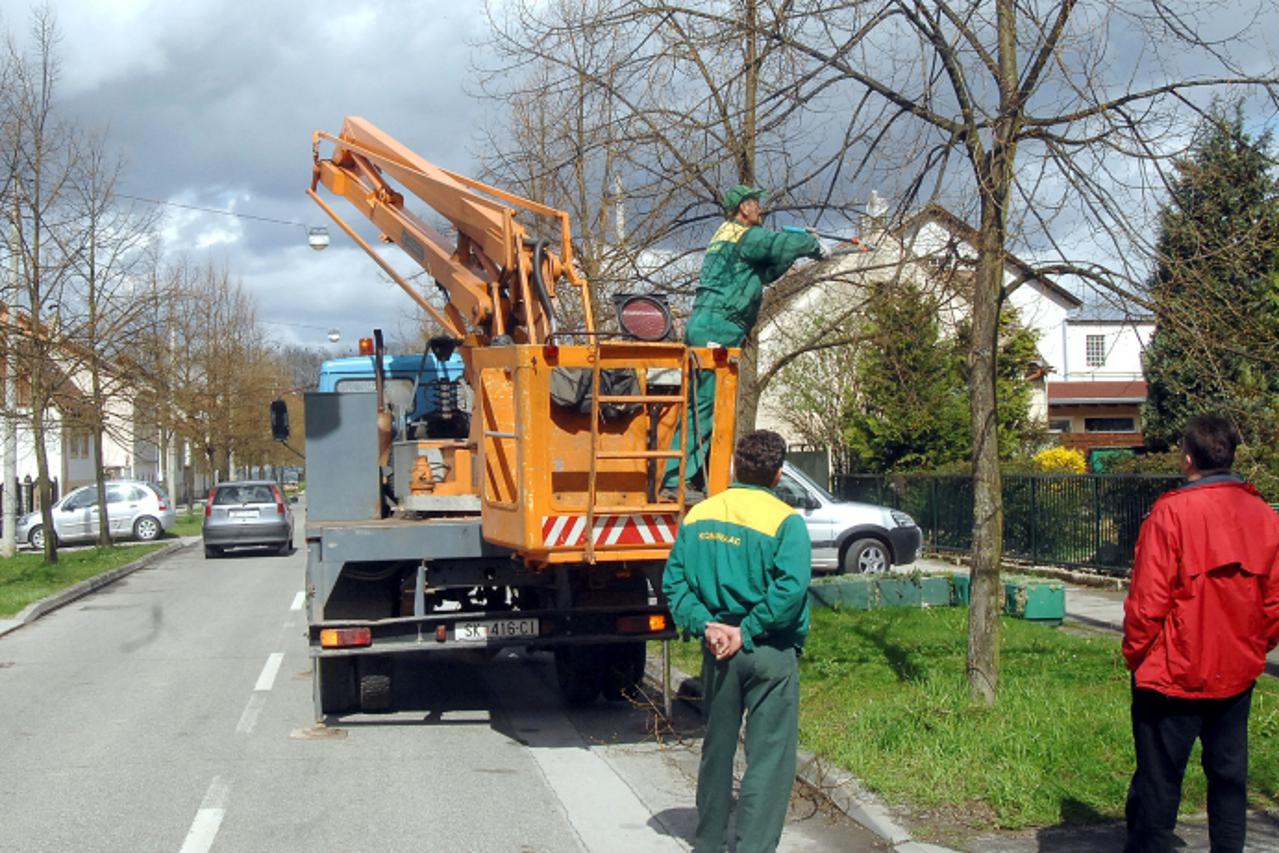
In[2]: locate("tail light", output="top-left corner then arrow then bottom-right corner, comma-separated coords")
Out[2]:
617,613 -> 669,634
320,628 -> 372,648
204,489 -> 216,518
271,485 -> 286,516
151,486 -> 169,511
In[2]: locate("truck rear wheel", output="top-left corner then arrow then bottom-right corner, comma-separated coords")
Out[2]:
555,646 -> 603,705
357,656 -> 394,713
601,642 -> 646,702
317,657 -> 356,716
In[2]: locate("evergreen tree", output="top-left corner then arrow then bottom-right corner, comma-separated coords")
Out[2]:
841,285 -> 1041,471
842,283 -> 969,470
1142,104 -> 1279,448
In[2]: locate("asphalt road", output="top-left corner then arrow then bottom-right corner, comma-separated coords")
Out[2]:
0,531 -> 883,852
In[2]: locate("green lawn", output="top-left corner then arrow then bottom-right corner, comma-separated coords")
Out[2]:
172,509 -> 203,538
656,607 -> 1279,832
0,543 -> 168,617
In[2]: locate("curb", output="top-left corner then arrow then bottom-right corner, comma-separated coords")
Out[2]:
646,652 -> 939,851
0,538 -> 196,638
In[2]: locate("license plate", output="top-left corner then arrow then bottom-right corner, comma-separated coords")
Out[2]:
453,617 -> 539,643
229,508 -> 258,519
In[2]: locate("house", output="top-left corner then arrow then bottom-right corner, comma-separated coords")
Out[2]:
756,203 -> 1154,457
1045,299 -> 1154,452
756,204 -> 1081,443
0,304 -> 204,512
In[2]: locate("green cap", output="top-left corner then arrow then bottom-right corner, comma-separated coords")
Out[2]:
722,184 -> 765,214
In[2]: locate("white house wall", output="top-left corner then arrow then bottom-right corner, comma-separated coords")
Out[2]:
1062,321 -> 1152,381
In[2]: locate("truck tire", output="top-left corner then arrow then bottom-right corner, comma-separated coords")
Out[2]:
317,657 -> 356,716
601,642 -> 646,702
357,656 -> 393,713
555,646 -> 603,706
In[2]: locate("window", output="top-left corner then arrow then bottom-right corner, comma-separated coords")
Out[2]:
1048,418 -> 1072,433
774,475 -> 813,509
1085,334 -> 1106,368
1084,416 -> 1136,433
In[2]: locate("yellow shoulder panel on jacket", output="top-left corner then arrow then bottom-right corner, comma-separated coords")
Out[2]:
683,487 -> 795,537
709,221 -> 749,246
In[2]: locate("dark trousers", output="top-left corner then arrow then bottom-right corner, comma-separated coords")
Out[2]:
1125,681 -> 1253,853
695,643 -> 799,853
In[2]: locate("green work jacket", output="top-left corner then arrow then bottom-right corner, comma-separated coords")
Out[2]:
685,221 -> 821,347
662,482 -> 812,651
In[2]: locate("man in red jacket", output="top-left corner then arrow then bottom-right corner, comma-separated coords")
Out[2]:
1123,414 -> 1279,853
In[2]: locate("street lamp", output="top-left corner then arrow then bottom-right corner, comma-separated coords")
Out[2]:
327,328 -> 341,343
308,226 -> 331,251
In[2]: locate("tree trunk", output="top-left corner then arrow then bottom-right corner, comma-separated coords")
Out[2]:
966,218 -> 1004,705
93,427 -> 110,546
735,331 -> 760,434
32,405 -> 57,564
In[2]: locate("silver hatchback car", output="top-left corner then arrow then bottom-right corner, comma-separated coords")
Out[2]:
201,480 -> 295,558
16,480 -> 177,549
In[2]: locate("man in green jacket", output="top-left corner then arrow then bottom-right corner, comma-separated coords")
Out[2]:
663,185 -> 824,496
662,429 -> 812,853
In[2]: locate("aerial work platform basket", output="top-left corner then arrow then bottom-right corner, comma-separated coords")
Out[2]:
472,340 -> 738,564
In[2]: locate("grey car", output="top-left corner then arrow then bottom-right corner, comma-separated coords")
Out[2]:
16,480 -> 177,549
202,480 -> 295,558
774,462 -> 923,574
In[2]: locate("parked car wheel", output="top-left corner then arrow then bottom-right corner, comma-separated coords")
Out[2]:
133,515 -> 162,542
842,537 -> 890,574
204,544 -> 223,559
28,525 -> 45,550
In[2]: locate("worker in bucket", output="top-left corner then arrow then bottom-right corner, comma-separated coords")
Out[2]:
662,185 -> 827,499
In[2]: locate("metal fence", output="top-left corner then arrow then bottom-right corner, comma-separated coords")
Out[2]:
831,472 -> 1184,575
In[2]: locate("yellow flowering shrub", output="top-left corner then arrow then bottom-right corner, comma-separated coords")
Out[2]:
1034,446 -> 1086,474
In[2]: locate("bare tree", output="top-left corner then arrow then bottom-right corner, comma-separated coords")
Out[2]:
764,1 -> 1278,702
59,130 -> 160,545
1,8 -> 76,563
478,0 -> 875,345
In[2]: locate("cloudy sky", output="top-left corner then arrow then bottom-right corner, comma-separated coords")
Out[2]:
2,0 -> 490,350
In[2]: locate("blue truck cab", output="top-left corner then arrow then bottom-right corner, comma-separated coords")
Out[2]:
317,350 -> 469,439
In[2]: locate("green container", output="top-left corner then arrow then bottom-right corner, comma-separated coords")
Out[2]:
951,573 -> 971,605
920,576 -> 952,607
876,577 -> 923,609
1003,578 -> 1066,623
809,577 -> 873,610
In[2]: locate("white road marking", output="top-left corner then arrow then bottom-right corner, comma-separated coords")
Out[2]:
178,776 -> 228,853
290,591 -> 305,611
254,652 -> 284,692
235,693 -> 268,734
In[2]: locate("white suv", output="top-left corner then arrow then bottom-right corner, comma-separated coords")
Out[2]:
774,463 -> 922,573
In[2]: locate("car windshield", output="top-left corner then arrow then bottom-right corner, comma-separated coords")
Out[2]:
213,485 -> 276,505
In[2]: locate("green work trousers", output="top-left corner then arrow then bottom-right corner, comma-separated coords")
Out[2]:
695,642 -> 800,853
661,369 -> 718,493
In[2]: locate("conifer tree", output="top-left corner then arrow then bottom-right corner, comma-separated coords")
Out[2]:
1142,105 -> 1279,448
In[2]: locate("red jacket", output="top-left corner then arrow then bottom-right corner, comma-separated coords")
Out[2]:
1123,476 -> 1279,699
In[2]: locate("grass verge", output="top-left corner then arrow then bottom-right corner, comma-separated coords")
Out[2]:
0,543 -> 168,617
654,606 -> 1279,833
172,509 -> 203,538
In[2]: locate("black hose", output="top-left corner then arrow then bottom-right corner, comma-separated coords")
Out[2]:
529,240 -> 558,335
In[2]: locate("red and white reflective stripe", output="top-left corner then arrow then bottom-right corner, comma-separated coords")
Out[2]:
541,514 -> 677,548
